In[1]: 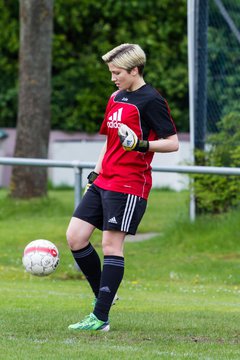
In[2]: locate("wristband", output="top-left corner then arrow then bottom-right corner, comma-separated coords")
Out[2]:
87,171 -> 99,184
134,140 -> 149,153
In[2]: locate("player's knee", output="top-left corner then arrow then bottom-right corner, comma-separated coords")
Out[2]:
66,228 -> 86,250
102,243 -> 113,255
66,228 -> 76,249
102,241 -> 123,256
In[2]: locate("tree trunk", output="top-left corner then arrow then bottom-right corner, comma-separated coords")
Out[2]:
10,0 -> 53,198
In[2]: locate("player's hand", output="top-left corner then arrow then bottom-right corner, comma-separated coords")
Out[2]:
83,183 -> 91,195
118,123 -> 138,151
118,123 -> 149,152
83,171 -> 99,195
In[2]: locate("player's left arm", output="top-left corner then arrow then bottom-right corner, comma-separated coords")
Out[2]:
118,95 -> 179,153
145,96 -> 179,153
148,134 -> 179,153
118,124 -> 178,153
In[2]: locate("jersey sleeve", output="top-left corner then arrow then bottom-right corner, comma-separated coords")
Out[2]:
144,96 -> 177,138
99,116 -> 108,135
99,100 -> 111,135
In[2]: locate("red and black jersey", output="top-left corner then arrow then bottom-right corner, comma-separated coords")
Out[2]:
94,84 -> 177,200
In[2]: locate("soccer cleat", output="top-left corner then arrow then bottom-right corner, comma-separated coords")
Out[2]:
68,313 -> 110,332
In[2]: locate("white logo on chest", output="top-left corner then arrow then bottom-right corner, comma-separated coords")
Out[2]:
107,107 -> 123,128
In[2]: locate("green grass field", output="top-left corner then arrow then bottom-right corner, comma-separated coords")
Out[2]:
1,188 -> 240,359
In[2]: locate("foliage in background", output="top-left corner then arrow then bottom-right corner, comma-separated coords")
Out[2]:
207,0 -> 240,132
191,112 -> 240,214
0,0 -> 188,132
1,1 -> 240,135
0,0 -> 19,127
52,0 -> 188,132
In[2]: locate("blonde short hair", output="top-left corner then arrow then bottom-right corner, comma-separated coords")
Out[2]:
102,43 -> 146,74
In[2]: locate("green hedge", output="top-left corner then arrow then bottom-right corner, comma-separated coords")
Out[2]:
192,112 -> 240,214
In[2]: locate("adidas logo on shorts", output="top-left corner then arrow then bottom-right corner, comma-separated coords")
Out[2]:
108,217 -> 118,224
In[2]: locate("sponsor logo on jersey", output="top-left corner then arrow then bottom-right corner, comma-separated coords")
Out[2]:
107,107 -> 123,128
121,97 -> 128,101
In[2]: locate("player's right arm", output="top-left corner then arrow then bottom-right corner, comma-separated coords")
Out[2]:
94,140 -> 107,174
84,140 -> 107,194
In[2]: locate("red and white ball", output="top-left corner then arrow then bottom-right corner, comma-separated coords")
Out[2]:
22,239 -> 59,276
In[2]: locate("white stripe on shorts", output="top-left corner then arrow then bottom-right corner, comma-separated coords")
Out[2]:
121,194 -> 137,232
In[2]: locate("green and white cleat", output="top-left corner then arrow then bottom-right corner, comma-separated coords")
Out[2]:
68,313 -> 110,332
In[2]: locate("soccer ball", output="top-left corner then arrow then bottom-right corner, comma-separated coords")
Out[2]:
22,239 -> 59,276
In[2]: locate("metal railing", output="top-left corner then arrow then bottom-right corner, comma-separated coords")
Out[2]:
0,156 -> 239,220
0,157 -> 95,209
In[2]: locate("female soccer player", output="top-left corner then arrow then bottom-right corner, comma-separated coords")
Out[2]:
66,43 -> 179,331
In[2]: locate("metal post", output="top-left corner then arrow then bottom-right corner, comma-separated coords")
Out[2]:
194,0 -> 208,150
188,0 -> 196,221
74,166 -> 82,209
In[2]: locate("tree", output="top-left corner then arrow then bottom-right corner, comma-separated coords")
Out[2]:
10,0 -> 54,198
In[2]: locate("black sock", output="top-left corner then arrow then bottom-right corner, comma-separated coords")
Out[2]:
93,255 -> 124,322
71,243 -> 101,298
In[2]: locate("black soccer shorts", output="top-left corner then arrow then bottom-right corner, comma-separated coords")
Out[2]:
73,184 -> 147,235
